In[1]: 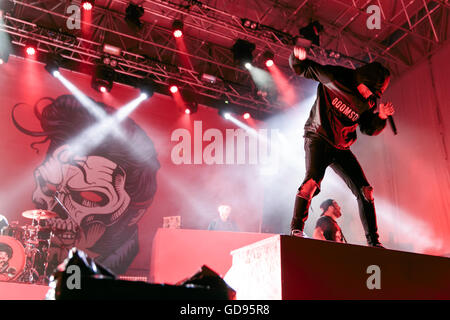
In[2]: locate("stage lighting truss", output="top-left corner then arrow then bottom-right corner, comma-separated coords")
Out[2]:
91,64 -> 115,93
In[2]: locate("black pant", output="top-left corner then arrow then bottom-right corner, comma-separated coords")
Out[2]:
291,135 -> 380,245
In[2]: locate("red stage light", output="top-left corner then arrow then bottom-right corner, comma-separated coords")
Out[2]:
243,112 -> 251,120
169,85 -> 178,93
265,59 -> 274,67
173,29 -> 183,38
25,46 -> 36,56
82,1 -> 93,11
100,86 -> 107,93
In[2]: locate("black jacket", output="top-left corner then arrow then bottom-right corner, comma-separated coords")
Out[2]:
289,54 -> 387,149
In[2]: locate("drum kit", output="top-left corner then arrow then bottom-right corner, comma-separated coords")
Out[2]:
0,209 -> 57,284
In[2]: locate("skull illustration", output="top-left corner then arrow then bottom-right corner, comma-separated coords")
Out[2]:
33,145 -> 131,257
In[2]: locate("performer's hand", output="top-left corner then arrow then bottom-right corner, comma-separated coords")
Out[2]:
294,46 -> 307,60
379,101 -> 395,119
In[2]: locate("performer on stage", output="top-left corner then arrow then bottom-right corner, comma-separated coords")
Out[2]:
208,205 -> 239,232
289,46 -> 394,247
313,199 -> 346,243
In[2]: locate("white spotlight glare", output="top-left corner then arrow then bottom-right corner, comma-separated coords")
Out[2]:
224,112 -> 231,120
244,62 -> 252,70
140,92 -> 148,100
53,70 -> 60,77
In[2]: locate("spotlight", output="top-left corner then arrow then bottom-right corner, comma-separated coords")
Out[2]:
185,101 -> 198,115
137,77 -> 155,98
299,21 -> 323,46
102,55 -> 118,67
243,112 -> 251,120
244,62 -> 252,70
91,64 -> 115,93
0,50 -> 9,65
241,19 -> 259,30
25,40 -> 38,57
172,20 -> 184,38
219,109 -> 232,120
263,51 -> 274,68
125,3 -> 145,29
231,39 -> 255,69
169,85 -> 178,93
44,52 -> 63,76
81,0 -> 94,11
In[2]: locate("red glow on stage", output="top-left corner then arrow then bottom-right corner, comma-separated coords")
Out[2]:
25,46 -> 36,56
265,59 -> 274,67
173,30 -> 183,38
175,37 -> 194,70
82,2 -> 93,11
268,64 -> 297,106
170,85 -> 178,93
243,112 -> 251,120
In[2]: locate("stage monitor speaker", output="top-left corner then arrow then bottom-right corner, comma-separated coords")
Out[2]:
47,248 -> 235,300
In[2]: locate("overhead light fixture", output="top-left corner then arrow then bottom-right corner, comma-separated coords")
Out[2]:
184,101 -> 198,115
169,85 -> 178,93
137,77 -> 155,99
125,3 -> 145,30
91,64 -> 115,93
172,20 -> 184,38
103,43 -> 122,56
241,18 -> 259,30
81,0 -> 94,11
200,73 -> 217,84
243,112 -> 251,120
24,40 -> 38,57
231,39 -> 255,69
44,52 -> 63,76
263,51 -> 274,68
299,21 -> 324,46
102,55 -> 118,67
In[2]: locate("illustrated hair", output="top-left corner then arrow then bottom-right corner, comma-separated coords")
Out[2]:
12,94 -> 160,208
0,243 -> 13,259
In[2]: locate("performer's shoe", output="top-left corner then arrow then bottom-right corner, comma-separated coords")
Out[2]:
369,242 -> 385,248
291,229 -> 309,238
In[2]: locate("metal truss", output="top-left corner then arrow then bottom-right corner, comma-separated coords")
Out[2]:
0,0 -> 370,118
1,0 -> 448,117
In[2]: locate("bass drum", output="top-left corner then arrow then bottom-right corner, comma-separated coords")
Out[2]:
0,236 -> 26,282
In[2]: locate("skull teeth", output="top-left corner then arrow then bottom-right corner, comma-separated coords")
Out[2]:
48,217 -> 79,233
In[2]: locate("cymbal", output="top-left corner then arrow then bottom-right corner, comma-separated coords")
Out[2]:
21,209 -> 58,220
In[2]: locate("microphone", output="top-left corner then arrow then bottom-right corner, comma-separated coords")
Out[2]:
388,115 -> 397,135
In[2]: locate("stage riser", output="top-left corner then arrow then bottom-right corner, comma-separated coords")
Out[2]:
226,235 -> 450,300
